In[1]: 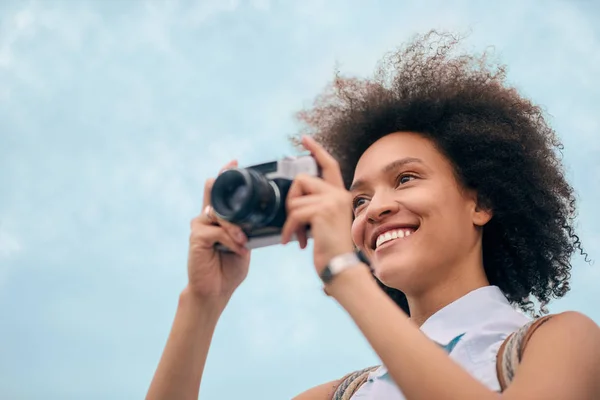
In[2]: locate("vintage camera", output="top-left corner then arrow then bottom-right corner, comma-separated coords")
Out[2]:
210,155 -> 320,250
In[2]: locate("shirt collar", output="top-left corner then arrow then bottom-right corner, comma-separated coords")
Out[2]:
370,286 -> 520,381
419,285 -> 514,345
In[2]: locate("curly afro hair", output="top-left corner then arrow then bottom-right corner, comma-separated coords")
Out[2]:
293,31 -> 586,316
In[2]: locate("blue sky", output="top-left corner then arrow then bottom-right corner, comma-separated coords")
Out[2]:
0,0 -> 598,399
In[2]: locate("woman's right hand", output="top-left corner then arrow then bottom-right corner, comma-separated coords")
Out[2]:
186,160 -> 251,308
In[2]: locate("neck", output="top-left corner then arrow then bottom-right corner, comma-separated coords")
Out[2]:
406,259 -> 490,327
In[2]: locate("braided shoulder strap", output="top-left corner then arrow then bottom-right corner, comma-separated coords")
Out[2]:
332,365 -> 379,400
496,314 -> 554,391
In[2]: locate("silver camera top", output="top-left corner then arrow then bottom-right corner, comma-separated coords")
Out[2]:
265,155 -> 319,180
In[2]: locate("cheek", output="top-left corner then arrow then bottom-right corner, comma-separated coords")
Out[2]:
351,217 -> 366,249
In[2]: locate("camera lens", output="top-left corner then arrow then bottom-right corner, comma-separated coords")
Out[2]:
210,168 -> 280,226
227,185 -> 250,213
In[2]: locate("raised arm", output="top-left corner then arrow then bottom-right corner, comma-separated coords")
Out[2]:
146,288 -> 226,400
328,266 -> 600,400
146,161 -> 252,400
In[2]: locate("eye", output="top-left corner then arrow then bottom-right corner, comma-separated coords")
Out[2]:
397,173 -> 417,186
352,196 -> 369,212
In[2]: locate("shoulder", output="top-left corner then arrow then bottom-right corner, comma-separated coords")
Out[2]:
292,379 -> 342,400
525,311 -> 600,351
553,311 -> 599,330
503,311 -> 600,399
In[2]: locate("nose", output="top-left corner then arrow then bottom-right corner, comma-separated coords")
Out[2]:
365,191 -> 400,223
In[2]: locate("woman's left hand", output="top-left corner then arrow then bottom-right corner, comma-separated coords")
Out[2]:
281,136 -> 356,273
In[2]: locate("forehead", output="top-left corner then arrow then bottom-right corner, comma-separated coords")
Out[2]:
353,132 -> 442,179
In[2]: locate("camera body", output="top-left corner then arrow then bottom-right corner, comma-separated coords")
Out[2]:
210,155 -> 320,250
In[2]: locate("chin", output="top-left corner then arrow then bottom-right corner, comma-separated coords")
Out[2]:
371,252 -> 417,290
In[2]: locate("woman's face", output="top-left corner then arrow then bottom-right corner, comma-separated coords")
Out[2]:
350,132 -> 491,294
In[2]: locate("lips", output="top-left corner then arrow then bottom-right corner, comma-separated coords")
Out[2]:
375,227 -> 417,248
370,223 -> 420,250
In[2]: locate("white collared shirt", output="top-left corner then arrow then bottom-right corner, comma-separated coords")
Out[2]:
351,286 -> 530,399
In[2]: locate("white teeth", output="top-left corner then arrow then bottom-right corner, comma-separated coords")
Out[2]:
375,228 -> 415,249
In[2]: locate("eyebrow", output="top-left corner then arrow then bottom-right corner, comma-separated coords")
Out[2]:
349,157 -> 424,192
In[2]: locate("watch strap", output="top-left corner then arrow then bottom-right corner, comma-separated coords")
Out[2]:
320,250 -> 370,284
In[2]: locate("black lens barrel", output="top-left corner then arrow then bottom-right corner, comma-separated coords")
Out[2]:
211,168 -> 279,226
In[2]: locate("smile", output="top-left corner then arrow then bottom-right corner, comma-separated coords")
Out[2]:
375,228 -> 417,249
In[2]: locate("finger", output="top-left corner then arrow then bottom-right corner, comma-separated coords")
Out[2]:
217,218 -> 248,246
287,194 -> 325,211
220,159 -> 238,174
301,136 -> 344,187
191,223 -> 249,256
286,195 -> 315,249
194,204 -> 247,245
296,226 -> 308,249
202,178 -> 216,210
281,204 -> 320,244
287,173 -> 332,202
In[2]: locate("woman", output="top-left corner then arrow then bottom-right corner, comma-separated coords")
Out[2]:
146,32 -> 600,399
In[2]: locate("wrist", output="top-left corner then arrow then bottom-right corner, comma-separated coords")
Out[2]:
324,264 -> 375,299
179,286 -> 229,322
320,248 -> 371,285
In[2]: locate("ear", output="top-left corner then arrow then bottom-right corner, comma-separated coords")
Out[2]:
464,189 -> 492,226
472,201 -> 493,227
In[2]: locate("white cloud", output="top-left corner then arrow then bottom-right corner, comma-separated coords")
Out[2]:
185,0 -> 240,27
14,7 -> 34,31
250,0 -> 270,11
0,7 -> 28,69
0,3 -> 99,96
0,228 -> 22,259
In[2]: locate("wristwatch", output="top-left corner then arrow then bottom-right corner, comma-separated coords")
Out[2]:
319,249 -> 371,285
